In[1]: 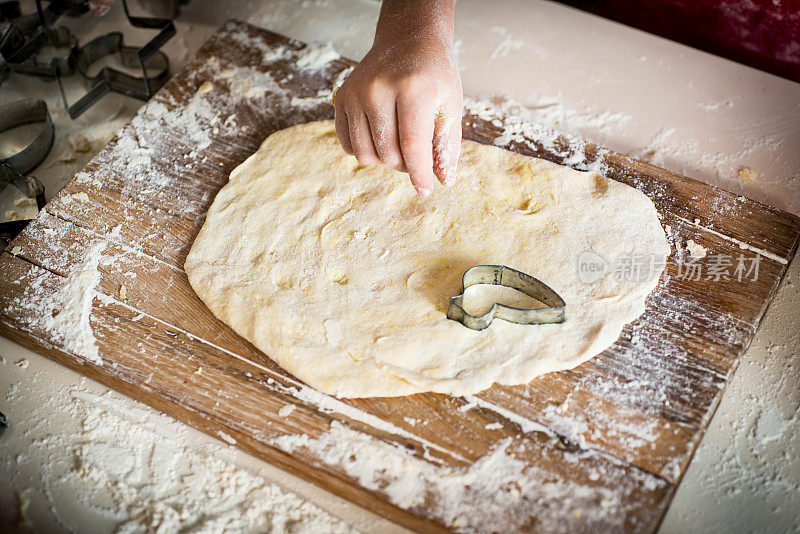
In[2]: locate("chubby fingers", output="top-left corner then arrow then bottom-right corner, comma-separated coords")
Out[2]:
366,102 -> 405,172
334,102 -> 352,155
335,82 -> 393,168
333,75 -> 447,195
397,92 -> 437,196
335,99 -> 381,165
347,110 -> 381,165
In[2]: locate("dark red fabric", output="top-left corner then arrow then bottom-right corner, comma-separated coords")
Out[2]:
599,0 -> 800,82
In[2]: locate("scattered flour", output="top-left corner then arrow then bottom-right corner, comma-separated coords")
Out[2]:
463,96 -> 617,174
661,256 -> 800,532
62,192 -> 90,204
1,373 -> 359,533
754,402 -> 787,443
227,27 -> 340,71
268,381 -> 466,463
291,66 -> 353,109
632,125 -> 794,213
75,171 -> 103,189
135,96 -> 217,150
4,238 -> 111,365
634,127 -> 680,168
74,46 -> 350,217
488,26 -> 524,59
296,42 -> 340,69
270,421 -> 659,533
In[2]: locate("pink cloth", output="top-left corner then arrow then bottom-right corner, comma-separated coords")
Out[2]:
601,0 -> 800,82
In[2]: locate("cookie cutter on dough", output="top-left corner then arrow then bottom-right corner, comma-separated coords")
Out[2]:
447,265 -> 566,331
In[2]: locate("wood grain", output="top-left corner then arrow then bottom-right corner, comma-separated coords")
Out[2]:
1,20 -> 798,532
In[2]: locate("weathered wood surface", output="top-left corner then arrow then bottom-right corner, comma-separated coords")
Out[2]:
1,20 -> 798,533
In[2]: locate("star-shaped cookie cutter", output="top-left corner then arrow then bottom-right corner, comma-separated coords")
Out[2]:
447,265 -> 566,330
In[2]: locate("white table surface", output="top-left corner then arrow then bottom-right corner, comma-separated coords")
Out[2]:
1,0 -> 798,531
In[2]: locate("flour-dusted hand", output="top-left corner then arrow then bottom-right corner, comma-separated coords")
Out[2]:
334,0 -> 462,196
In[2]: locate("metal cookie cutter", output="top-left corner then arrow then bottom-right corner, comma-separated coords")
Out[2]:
1,1 -> 83,84
3,24 -> 77,79
1,0 -> 176,118
447,265 -> 566,331
66,30 -> 170,117
0,97 -> 53,174
0,98 -> 49,249
59,0 -> 176,118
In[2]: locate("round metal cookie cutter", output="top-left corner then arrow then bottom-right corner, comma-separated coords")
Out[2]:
0,98 -> 50,249
447,265 -> 566,331
0,97 -> 54,175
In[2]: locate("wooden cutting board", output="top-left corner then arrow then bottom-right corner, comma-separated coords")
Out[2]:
1,20 -> 798,533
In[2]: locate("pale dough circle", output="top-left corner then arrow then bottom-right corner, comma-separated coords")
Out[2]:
185,120 -> 669,398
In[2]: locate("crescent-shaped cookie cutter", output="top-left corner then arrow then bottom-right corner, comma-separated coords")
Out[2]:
447,265 -> 566,330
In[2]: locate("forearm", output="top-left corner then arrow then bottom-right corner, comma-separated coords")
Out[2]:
375,0 -> 456,47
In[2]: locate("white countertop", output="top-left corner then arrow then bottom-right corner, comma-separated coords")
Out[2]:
2,0 -> 798,531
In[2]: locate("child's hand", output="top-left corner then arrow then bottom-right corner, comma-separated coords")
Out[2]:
334,0 -> 461,196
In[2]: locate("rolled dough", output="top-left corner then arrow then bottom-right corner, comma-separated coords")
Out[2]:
185,120 -> 669,398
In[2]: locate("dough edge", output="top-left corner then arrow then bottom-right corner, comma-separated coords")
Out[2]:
185,120 -> 669,398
